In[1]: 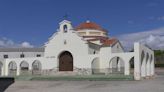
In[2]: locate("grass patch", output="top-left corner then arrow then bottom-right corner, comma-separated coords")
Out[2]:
15,74 -> 134,81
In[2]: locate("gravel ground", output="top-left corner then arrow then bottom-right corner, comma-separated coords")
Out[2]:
5,69 -> 164,92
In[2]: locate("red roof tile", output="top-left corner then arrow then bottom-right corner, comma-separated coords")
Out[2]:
85,36 -> 118,46
75,21 -> 107,32
102,38 -> 117,46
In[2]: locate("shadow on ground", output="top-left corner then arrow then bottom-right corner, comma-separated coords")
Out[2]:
0,77 -> 14,92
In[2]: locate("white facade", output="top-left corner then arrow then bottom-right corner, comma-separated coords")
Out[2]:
0,20 -> 155,80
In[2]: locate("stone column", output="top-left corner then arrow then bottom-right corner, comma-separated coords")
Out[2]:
16,66 -> 20,76
134,43 -> 141,80
4,62 -> 9,76
124,61 -> 130,75
1,66 -> 4,76
109,61 -> 112,73
117,60 -> 121,71
141,58 -> 146,77
146,60 -> 151,77
150,57 -> 155,76
29,63 -> 32,70
27,63 -> 32,75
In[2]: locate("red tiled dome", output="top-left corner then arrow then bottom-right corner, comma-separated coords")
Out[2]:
75,21 -> 107,32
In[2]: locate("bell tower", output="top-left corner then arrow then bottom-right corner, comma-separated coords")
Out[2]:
59,20 -> 73,33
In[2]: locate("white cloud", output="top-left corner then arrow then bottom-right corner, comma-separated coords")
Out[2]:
117,27 -> 164,51
0,37 -> 34,48
21,42 -> 34,48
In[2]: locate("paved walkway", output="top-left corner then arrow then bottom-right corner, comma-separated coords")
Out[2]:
5,69 -> 164,92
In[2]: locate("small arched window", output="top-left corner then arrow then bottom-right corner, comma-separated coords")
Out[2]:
20,53 -> 25,58
93,51 -> 96,54
63,25 -> 68,33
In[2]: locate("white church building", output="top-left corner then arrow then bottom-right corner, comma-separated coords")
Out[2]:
0,20 -> 154,80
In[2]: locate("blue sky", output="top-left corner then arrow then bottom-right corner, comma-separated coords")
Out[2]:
0,0 -> 164,49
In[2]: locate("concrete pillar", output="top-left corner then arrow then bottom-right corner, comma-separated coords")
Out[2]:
1,66 -> 4,76
109,61 -> 112,73
150,58 -> 155,76
4,62 -> 9,76
124,61 -> 130,75
16,65 -> 20,76
141,58 -> 146,77
134,43 -> 141,80
29,63 -> 32,70
0,68 -> 1,76
117,60 -> 121,71
99,47 -> 112,74
0,65 -> 2,76
146,60 -> 151,76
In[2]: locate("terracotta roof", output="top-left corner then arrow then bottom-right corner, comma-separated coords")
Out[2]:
75,21 -> 107,32
85,36 -> 118,46
87,39 -> 100,41
102,38 -> 118,46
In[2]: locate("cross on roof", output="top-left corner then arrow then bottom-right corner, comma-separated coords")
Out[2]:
63,14 -> 69,20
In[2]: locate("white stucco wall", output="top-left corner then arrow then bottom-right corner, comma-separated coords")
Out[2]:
77,29 -> 107,37
111,42 -> 124,53
44,20 -> 98,69
0,52 -> 44,59
0,20 -> 155,81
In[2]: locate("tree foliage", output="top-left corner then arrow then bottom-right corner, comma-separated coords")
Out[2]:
154,50 -> 164,66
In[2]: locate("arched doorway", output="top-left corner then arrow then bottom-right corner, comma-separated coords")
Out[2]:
20,61 -> 29,75
91,57 -> 100,74
8,61 -> 17,76
0,62 -> 3,76
59,51 -> 73,71
32,60 -> 42,75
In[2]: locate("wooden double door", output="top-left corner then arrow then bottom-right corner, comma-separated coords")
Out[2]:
59,51 -> 73,71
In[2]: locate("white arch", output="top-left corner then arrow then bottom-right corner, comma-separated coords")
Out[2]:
32,60 -> 42,75
109,53 -> 135,75
20,61 -> 29,75
91,57 -> 100,74
20,61 -> 29,70
8,61 -> 17,76
109,56 -> 125,75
